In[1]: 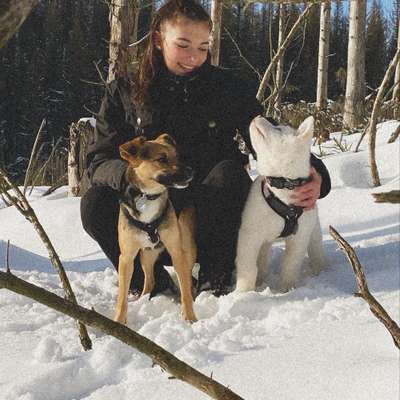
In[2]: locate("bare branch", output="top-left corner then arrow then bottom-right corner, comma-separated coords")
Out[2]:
0,168 -> 92,351
388,124 -> 400,144
368,49 -> 400,186
5,240 -> 10,273
223,27 -> 261,80
257,3 -> 317,102
23,118 -> 46,196
329,226 -> 400,350
0,0 -> 39,49
372,191 -> 400,204
0,270 -> 245,400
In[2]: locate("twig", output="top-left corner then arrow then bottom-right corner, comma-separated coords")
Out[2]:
367,48 -> 400,186
24,118 -> 46,196
0,168 -> 92,351
6,240 -> 10,273
223,27 -> 261,81
42,173 -> 68,196
0,270 -> 245,400
372,191 -> 400,204
129,32 -> 150,47
388,124 -> 400,144
329,226 -> 400,350
257,3 -> 317,102
28,137 -> 63,196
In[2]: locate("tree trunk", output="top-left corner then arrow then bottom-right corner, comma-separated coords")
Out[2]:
68,123 -> 81,197
211,0 -> 223,66
0,0 -> 39,49
257,3 -> 317,102
392,16 -> 400,119
343,0 -> 366,129
275,4 -> 286,108
316,1 -> 331,111
108,0 -> 140,82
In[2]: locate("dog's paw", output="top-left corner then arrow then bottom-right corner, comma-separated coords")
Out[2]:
114,314 -> 127,325
279,279 -> 296,293
235,281 -> 256,293
182,308 -> 198,323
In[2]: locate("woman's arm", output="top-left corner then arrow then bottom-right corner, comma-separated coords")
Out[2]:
86,79 -> 136,191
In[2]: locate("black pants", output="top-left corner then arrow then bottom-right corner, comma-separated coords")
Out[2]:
80,160 -> 251,293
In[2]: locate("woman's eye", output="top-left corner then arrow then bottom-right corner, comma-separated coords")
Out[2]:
177,44 -> 188,49
199,48 -> 208,52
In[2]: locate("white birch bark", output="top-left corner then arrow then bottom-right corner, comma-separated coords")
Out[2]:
211,0 -> 223,66
316,1 -> 331,111
343,0 -> 366,128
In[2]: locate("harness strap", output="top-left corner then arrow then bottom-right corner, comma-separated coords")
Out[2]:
261,180 -> 304,238
265,175 -> 312,190
121,202 -> 169,245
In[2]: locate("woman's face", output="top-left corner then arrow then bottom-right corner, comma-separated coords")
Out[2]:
155,17 -> 211,76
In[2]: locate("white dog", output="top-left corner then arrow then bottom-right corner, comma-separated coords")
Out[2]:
235,116 -> 325,292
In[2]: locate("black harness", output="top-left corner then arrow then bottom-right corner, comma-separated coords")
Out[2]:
262,175 -> 311,238
120,188 -> 168,247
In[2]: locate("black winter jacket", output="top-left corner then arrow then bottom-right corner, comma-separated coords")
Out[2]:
86,62 -> 331,196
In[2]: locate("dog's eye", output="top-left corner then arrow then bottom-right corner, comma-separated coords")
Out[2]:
156,155 -> 168,164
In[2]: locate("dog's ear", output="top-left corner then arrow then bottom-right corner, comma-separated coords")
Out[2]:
155,133 -> 176,147
119,136 -> 146,164
297,116 -> 314,141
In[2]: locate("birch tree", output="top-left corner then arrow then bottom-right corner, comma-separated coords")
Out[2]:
343,0 -> 366,129
316,1 -> 331,111
211,0 -> 223,66
275,4 -> 286,108
108,0 -> 140,82
392,14 -> 400,119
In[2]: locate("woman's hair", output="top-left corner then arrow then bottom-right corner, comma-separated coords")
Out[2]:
133,0 -> 212,107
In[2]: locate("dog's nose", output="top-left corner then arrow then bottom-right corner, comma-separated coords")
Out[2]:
183,166 -> 194,181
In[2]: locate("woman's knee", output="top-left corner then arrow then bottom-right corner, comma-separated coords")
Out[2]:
80,186 -> 119,236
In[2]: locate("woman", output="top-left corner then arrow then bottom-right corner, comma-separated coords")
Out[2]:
81,0 -> 330,296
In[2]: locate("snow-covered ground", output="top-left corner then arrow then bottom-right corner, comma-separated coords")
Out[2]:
0,121 -> 399,400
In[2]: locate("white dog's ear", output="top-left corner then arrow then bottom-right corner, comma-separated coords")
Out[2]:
297,116 -> 314,140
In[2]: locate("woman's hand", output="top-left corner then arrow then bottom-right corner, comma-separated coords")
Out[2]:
291,167 -> 321,211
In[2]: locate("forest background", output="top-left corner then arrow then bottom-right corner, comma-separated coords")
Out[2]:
0,0 -> 398,182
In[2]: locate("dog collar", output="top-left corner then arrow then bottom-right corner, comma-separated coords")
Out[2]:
265,175 -> 312,190
121,202 -> 169,246
261,180 -> 304,238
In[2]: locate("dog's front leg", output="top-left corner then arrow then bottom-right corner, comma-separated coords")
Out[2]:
160,214 -> 197,322
235,229 -> 266,292
307,213 -> 326,275
140,248 -> 163,296
115,248 -> 139,324
170,248 -> 197,323
280,235 -> 309,292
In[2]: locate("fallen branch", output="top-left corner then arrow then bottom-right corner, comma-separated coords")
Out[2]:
388,124 -> 400,144
0,270 -> 244,400
329,226 -> 400,350
372,191 -> 400,204
0,168 -> 92,351
42,173 -> 68,197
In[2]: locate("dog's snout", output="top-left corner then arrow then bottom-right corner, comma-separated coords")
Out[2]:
183,166 -> 194,181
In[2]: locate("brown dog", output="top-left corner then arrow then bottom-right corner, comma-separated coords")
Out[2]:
114,134 -> 197,324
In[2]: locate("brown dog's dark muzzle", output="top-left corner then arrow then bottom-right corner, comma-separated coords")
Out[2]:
156,166 -> 194,188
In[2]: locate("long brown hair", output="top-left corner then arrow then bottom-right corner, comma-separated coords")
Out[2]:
133,0 -> 212,108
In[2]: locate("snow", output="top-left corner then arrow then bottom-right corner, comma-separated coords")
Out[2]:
0,121 -> 399,400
